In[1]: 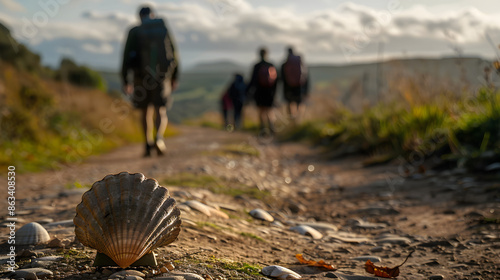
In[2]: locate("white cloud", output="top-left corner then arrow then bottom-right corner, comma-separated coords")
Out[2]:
82,42 -> 114,54
3,1 -> 500,68
0,0 -> 26,12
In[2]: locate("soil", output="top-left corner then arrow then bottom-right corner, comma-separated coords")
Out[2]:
0,126 -> 499,280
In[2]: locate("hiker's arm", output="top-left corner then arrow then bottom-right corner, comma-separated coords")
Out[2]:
164,20 -> 179,85
121,27 -> 137,95
121,28 -> 134,86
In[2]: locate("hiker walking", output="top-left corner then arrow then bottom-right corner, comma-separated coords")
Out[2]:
220,88 -> 233,130
281,46 -> 309,122
227,73 -> 246,130
246,47 -> 278,135
121,6 -> 179,157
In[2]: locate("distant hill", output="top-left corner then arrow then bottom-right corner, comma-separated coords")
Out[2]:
0,22 -> 42,73
186,60 -> 246,73
100,56 -> 497,122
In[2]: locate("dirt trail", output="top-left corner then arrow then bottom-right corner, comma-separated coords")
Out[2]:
0,126 -> 499,280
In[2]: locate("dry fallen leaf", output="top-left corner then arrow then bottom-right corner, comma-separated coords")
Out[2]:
365,250 -> 414,278
295,254 -> 336,271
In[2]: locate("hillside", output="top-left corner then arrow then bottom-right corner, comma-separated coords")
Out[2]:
101,56 -> 496,122
0,22 -> 141,173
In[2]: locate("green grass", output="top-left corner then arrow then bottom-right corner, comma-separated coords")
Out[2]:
0,62 -> 144,174
239,232 -> 266,242
207,257 -> 262,277
281,87 -> 500,167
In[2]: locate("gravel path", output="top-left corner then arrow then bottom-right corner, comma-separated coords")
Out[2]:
0,126 -> 499,279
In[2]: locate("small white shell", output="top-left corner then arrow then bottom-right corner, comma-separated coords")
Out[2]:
249,209 -> 274,222
262,265 -> 301,279
290,225 -> 323,239
16,222 -> 50,245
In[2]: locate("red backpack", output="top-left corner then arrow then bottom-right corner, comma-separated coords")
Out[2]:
283,55 -> 306,87
258,64 -> 277,88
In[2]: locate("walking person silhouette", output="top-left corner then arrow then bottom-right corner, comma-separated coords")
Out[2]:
246,47 -> 278,136
121,6 -> 179,157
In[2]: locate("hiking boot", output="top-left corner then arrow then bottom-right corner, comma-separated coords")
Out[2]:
143,143 -> 153,158
155,138 -> 167,156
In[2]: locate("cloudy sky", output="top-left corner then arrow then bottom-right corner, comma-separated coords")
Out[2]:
1,0 -> 500,70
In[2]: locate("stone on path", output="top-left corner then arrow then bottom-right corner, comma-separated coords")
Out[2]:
30,256 -> 64,268
351,256 -> 382,262
290,225 -> 323,239
327,231 -> 372,244
155,272 -> 204,280
109,270 -> 146,279
249,208 -> 274,222
348,218 -> 386,230
262,265 -> 301,279
376,234 -> 411,245
183,200 -> 212,216
292,221 -> 338,232
8,268 -> 53,279
330,272 -> 380,280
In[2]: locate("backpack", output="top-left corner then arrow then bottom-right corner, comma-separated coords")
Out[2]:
283,55 -> 306,87
258,64 -> 277,88
136,18 -> 172,79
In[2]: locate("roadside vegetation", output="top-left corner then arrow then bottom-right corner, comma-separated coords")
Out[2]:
0,22 -> 144,173
281,82 -> 500,171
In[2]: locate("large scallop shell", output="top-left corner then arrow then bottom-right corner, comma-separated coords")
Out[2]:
74,172 -> 181,268
16,222 -> 50,245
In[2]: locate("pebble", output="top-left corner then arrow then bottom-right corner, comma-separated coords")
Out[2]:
7,270 -> 37,280
9,268 -> 53,278
45,219 -> 74,228
294,221 -> 338,232
207,207 -> 229,219
36,218 -> 54,224
109,270 -> 146,279
348,219 -> 386,229
156,272 -> 204,280
47,237 -> 67,248
261,265 -> 301,279
376,234 -> 411,245
290,225 -> 323,239
327,231 -> 371,244
16,249 -> 38,258
429,275 -> 444,280
249,208 -> 274,222
30,256 -> 64,268
102,268 -> 114,276
325,272 -> 338,278
271,221 -> 285,228
351,256 -> 382,262
183,200 -> 212,216
329,272 -> 379,279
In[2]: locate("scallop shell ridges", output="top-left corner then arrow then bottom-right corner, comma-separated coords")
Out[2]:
74,172 -> 181,268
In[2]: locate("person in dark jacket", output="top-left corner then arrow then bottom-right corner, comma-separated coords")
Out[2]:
246,47 -> 278,135
227,73 -> 246,130
121,6 -> 179,157
281,46 -> 309,122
